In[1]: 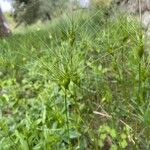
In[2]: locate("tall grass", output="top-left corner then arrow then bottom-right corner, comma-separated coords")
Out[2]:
0,7 -> 150,149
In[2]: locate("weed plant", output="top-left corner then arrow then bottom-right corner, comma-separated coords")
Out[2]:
0,8 -> 150,150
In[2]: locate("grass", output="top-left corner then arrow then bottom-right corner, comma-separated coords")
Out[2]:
0,8 -> 150,149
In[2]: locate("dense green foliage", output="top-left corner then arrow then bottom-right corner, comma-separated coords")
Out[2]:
0,9 -> 150,149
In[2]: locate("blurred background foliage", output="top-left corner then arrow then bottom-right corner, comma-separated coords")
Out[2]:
12,0 -> 116,25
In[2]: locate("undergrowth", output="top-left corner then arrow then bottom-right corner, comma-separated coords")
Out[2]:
0,8 -> 150,150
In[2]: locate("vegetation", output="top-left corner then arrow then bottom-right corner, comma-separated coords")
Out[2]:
0,7 -> 150,150
13,0 -> 68,25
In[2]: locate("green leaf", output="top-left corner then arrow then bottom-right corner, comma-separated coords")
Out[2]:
104,125 -> 111,133
120,140 -> 128,149
110,129 -> 117,138
70,130 -> 81,139
110,144 -> 118,150
120,133 -> 127,139
15,130 -> 29,150
100,134 -> 107,140
42,105 -> 46,124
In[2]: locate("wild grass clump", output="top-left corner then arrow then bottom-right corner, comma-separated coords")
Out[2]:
0,8 -> 150,149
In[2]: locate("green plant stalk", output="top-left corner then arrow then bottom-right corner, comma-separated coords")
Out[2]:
64,89 -> 70,148
112,55 -> 122,81
73,86 -> 81,147
137,0 -> 142,104
138,61 -> 142,103
121,48 -> 128,104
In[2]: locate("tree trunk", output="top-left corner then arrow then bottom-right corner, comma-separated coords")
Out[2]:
117,0 -> 150,28
0,7 -> 11,38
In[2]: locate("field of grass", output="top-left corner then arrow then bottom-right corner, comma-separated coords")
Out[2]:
0,9 -> 150,150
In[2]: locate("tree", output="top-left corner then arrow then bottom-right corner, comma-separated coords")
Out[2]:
0,7 -> 11,37
116,0 -> 150,13
13,0 -> 68,26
